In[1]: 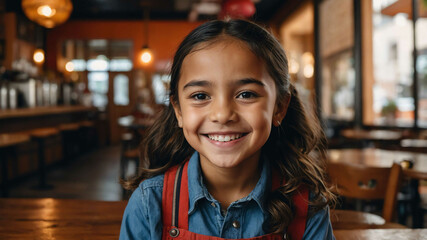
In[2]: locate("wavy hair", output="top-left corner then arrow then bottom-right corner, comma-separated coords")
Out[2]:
124,19 -> 335,234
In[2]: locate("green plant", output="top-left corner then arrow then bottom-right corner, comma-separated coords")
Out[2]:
381,100 -> 397,116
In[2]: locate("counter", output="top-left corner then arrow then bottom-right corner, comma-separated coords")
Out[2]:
0,105 -> 97,133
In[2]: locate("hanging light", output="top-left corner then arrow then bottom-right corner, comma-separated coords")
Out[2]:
219,0 -> 256,19
139,5 -> 153,65
140,46 -> 153,64
21,0 -> 73,28
33,49 -> 45,64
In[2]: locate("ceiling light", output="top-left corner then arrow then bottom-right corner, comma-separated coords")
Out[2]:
22,0 -> 73,28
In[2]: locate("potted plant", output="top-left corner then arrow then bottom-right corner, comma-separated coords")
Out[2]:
381,99 -> 398,124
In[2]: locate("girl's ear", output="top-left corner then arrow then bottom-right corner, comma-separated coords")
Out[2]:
171,99 -> 183,128
273,95 -> 291,127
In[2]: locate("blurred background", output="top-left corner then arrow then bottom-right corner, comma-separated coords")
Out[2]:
1,0 -> 427,229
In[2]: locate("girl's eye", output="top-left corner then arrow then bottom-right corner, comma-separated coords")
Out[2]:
237,91 -> 257,99
191,93 -> 209,100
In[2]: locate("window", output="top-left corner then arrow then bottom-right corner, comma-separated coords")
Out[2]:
114,74 -> 129,106
368,0 -> 415,127
416,2 -> 427,127
152,73 -> 170,105
60,40 -> 133,109
88,72 -> 109,107
319,0 -> 355,121
279,2 -> 316,116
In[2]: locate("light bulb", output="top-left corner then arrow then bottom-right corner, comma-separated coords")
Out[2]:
140,48 -> 153,64
33,49 -> 45,64
65,61 -> 75,72
37,5 -> 56,17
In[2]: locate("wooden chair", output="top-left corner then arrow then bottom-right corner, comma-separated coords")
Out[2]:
327,162 -> 406,229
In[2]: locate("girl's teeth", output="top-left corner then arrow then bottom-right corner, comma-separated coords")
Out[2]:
208,134 -> 242,142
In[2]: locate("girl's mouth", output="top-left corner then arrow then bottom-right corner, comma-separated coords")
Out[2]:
206,133 -> 247,142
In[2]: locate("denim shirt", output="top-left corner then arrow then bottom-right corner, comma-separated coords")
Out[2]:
120,152 -> 335,239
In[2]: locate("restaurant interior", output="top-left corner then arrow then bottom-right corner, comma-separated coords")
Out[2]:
1,0 -> 427,239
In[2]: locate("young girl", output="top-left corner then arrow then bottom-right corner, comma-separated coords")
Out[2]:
120,19 -> 335,240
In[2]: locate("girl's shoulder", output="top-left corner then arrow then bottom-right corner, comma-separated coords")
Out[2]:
137,173 -> 164,191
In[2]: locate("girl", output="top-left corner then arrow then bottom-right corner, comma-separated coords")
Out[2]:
120,19 -> 335,240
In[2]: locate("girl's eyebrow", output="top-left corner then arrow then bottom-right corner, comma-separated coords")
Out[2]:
182,78 -> 265,90
236,78 -> 265,87
183,80 -> 211,90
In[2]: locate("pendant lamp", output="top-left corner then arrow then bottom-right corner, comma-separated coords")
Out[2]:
21,0 -> 73,28
219,0 -> 256,19
139,6 -> 153,65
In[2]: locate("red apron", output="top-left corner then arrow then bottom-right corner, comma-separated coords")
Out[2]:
161,161 -> 309,240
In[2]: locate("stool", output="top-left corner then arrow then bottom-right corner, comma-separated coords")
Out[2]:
78,120 -> 98,153
0,133 -> 30,197
58,123 -> 80,163
28,128 -> 60,190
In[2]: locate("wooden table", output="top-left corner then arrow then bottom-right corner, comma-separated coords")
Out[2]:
340,129 -> 403,148
0,198 -> 127,239
334,229 -> 427,240
330,209 -> 407,230
1,198 -> 423,239
328,148 -> 427,180
340,129 -> 403,141
328,148 -> 427,228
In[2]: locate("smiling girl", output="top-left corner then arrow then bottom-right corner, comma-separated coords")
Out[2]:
120,19 -> 335,240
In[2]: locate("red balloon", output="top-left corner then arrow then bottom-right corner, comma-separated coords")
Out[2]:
219,0 -> 256,19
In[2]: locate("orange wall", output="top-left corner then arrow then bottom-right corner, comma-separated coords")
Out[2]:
46,20 -> 202,71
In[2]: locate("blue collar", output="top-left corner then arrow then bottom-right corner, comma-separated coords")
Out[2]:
187,152 -> 271,215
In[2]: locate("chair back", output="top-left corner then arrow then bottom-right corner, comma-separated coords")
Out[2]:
327,162 -> 402,222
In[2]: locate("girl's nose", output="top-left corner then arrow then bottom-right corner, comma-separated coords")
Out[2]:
209,98 -> 237,124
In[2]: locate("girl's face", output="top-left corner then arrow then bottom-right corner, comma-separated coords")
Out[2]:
173,39 -> 287,170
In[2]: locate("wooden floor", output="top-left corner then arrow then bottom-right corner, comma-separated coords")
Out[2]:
8,145 -> 127,201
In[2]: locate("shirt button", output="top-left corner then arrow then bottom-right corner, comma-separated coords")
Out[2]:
232,220 -> 240,229
211,202 -> 216,207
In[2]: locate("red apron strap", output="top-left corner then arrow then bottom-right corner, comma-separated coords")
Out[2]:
288,185 -> 309,240
162,164 -> 180,227
162,161 -> 190,230
178,161 -> 189,229
272,170 -> 309,240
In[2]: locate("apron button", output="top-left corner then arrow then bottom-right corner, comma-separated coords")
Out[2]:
169,228 -> 180,237
232,220 -> 240,228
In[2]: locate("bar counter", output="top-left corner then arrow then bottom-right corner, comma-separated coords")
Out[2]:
0,105 -> 96,119
0,105 -> 97,133
0,106 -> 100,185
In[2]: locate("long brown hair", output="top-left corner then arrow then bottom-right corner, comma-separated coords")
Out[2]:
124,19 -> 335,234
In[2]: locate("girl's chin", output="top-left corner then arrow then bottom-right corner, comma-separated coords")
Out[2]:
200,155 -> 244,169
